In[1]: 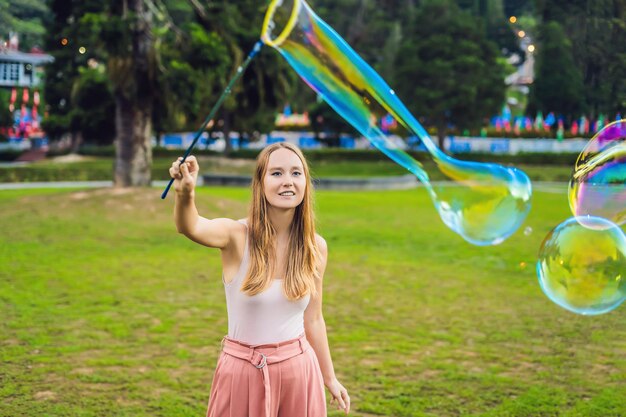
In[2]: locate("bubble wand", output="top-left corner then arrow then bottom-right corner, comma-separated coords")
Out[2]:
161,40 -> 263,200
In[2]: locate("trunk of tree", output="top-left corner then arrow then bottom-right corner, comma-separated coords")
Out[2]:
114,94 -> 152,186
70,131 -> 83,154
113,0 -> 154,187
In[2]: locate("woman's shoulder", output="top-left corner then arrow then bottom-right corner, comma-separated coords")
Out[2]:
207,218 -> 248,240
210,217 -> 247,228
315,233 -> 327,255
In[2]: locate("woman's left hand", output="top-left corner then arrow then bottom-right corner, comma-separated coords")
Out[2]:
326,378 -> 350,414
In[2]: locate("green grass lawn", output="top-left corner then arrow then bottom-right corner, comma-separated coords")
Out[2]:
0,156 -> 573,183
1,186 -> 624,417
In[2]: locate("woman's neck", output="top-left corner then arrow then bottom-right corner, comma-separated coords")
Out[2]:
267,206 -> 295,239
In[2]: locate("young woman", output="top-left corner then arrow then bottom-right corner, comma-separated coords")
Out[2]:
170,143 -> 350,416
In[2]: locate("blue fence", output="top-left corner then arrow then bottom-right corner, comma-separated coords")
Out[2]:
157,132 -> 589,154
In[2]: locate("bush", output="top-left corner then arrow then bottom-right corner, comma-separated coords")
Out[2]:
77,145 -> 222,159
77,145 -> 116,157
152,147 -> 219,158
453,151 -> 579,165
46,147 -> 73,158
73,145 -> 580,166
0,150 -> 22,161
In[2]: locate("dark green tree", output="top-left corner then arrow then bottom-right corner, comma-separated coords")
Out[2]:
394,0 -> 506,148
530,21 -> 585,118
315,0 -> 417,81
47,0 -> 159,185
153,20 -> 230,140
456,0 -> 525,60
69,68 -> 116,148
43,0 -> 106,148
43,0 -> 234,185
0,0 -> 48,50
535,0 -> 625,117
0,90 -> 13,135
189,0 -> 297,154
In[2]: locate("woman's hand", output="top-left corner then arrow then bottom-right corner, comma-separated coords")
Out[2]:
326,378 -> 350,414
169,156 -> 199,195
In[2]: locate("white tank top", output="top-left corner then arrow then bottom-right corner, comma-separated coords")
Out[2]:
223,221 -> 311,345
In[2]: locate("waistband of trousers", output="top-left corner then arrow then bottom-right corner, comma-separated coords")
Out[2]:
221,333 -> 309,368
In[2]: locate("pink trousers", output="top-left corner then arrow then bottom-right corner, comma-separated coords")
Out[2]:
205,334 -> 327,417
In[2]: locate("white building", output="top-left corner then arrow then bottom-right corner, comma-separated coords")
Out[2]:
0,37 -> 53,88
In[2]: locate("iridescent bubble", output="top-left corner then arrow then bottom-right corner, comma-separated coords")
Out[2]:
261,0 -> 532,246
536,216 -> 626,315
569,120 -> 626,228
524,226 -> 533,236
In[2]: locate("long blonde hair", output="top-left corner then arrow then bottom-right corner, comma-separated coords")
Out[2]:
241,142 -> 320,300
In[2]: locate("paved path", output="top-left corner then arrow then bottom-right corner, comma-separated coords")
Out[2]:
0,179 -> 567,192
0,181 -> 171,190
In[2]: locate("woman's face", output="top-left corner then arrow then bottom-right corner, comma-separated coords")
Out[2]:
263,148 -> 307,209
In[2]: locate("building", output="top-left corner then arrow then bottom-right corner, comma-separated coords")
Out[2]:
0,34 -> 53,88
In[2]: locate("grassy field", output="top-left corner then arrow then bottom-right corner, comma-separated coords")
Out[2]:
0,156 -> 573,183
1,186 -> 624,417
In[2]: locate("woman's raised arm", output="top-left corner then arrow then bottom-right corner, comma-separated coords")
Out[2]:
171,156 -> 239,249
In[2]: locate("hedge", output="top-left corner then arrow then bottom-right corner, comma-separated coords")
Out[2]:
0,150 -> 22,161
1,146 -> 581,166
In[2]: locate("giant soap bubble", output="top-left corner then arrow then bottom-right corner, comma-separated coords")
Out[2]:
569,120 -> 626,227
537,216 -> 626,315
261,0 -> 532,245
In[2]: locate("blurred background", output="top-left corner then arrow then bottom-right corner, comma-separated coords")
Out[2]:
0,0 -> 624,186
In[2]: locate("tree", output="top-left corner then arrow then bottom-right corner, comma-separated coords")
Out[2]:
105,0 -> 157,186
535,0 -> 625,118
43,0 -> 107,149
69,68 -> 116,148
530,21 -> 585,118
315,0 -> 417,80
148,0 -> 232,141
455,0 -> 525,61
0,89 -> 13,134
153,20 -> 230,141
394,0 -> 506,148
0,0 -> 48,50
70,0 -> 157,185
189,0 -> 297,154
44,0 -> 234,185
